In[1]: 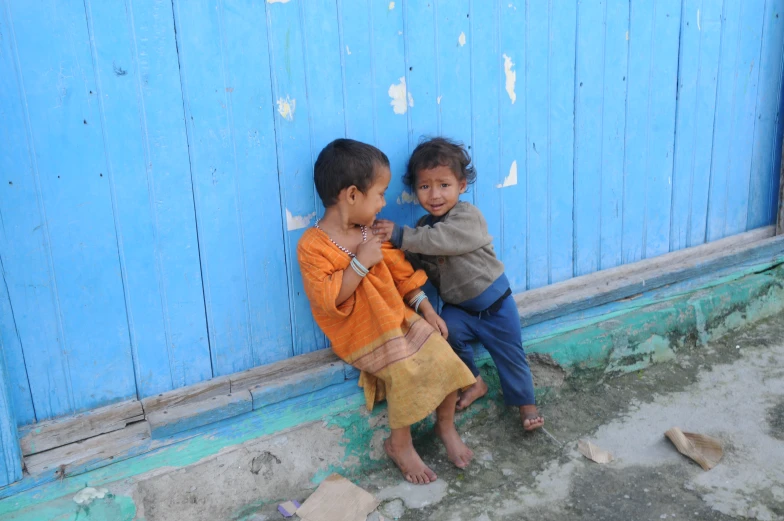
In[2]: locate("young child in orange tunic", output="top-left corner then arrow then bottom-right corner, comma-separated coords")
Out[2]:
297,139 -> 476,484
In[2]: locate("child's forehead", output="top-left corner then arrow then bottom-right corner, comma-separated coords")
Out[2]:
417,164 -> 460,180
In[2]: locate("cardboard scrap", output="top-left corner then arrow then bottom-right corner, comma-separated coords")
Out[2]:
664,427 -> 723,471
296,473 -> 379,521
277,500 -> 300,518
577,439 -> 614,464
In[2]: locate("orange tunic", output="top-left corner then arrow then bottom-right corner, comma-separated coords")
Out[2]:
297,227 -> 475,428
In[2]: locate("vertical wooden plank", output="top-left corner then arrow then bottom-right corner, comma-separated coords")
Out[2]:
403,0 -> 437,143
599,0 -> 630,270
4,0 -> 136,419
748,0 -> 784,230
0,347 -> 23,486
778,134 -> 784,235
337,0 -> 375,146
368,0 -> 411,225
525,0 -> 550,288
548,0 -> 577,283
671,0 -> 723,250
266,0 -> 326,355
499,0 -> 527,291
173,0 -> 296,371
0,2 -> 38,426
84,0 -> 212,398
574,0 -> 605,277
645,0 -> 680,258
707,0 -> 764,241
471,0 -> 502,260
436,0 -> 472,150
623,0 -> 680,262
0,269 -> 34,426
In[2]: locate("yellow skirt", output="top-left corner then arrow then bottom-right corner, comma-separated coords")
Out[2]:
353,318 -> 476,429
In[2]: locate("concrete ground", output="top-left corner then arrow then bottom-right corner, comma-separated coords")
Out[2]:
30,311 -> 784,521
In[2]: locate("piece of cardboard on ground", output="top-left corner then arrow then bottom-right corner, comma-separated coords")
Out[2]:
664,427 -> 723,471
296,473 -> 379,521
577,439 -> 614,464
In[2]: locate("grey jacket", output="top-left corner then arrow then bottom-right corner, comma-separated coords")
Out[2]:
392,202 -> 505,305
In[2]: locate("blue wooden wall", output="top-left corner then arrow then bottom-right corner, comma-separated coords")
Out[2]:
0,0 -> 782,426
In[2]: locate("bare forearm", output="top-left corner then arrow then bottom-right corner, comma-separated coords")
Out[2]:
335,269 -> 363,306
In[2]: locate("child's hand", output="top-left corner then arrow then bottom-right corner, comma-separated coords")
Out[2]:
423,309 -> 449,340
356,235 -> 384,269
372,220 -> 396,242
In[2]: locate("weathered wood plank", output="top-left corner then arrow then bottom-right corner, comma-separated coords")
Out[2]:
147,391 -> 252,440
19,400 -> 143,456
515,226 -> 780,326
0,347 -> 22,486
230,348 -> 340,393
250,362 -> 345,410
142,376 -> 231,414
777,135 -> 784,235
24,421 -> 151,477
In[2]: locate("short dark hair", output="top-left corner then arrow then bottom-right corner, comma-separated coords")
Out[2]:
314,139 -> 390,207
404,137 -> 477,187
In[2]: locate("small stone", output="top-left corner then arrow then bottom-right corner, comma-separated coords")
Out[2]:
380,499 -> 405,519
644,488 -> 649,492
624,495 -> 630,499
736,345 -> 741,349
661,515 -> 667,519
501,468 -> 514,477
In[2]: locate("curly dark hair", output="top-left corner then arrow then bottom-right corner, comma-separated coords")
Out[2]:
314,139 -> 390,207
403,137 -> 477,188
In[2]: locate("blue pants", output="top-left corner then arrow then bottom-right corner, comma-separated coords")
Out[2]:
440,294 -> 535,406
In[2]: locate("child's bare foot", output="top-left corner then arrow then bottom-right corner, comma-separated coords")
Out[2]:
434,422 -> 474,469
456,377 -> 488,411
520,405 -> 544,431
384,437 -> 438,484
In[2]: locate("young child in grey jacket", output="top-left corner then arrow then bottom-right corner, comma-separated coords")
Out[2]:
373,137 -> 543,431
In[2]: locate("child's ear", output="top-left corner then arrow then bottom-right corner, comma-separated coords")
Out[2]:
345,186 -> 358,204
458,179 -> 468,194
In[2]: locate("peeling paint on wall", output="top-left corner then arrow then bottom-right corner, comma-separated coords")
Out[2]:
503,54 -> 516,104
458,32 -> 466,47
388,1 -> 395,10
277,96 -> 296,121
388,77 -> 413,115
496,160 -> 518,188
286,209 -> 316,231
346,45 -> 351,55
267,0 -> 290,3
397,191 -> 418,205
437,95 -> 443,105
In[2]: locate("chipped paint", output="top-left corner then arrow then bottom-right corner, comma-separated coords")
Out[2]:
388,77 -> 413,115
496,160 -> 518,188
286,209 -> 316,231
697,9 -> 701,31
276,96 -> 296,121
396,191 -> 418,205
437,95 -> 443,105
388,1 -> 395,10
458,32 -> 466,47
626,30 -> 629,41
346,45 -> 351,55
502,54 -> 516,104
267,0 -> 290,3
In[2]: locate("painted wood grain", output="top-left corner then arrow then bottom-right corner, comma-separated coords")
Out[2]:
0,347 -> 22,486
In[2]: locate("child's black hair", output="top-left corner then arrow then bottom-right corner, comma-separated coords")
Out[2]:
403,137 -> 477,187
314,138 -> 390,207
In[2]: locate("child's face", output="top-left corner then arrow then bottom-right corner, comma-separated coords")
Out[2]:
351,165 -> 390,226
414,165 -> 467,217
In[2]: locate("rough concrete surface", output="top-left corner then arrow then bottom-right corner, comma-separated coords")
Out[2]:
14,310 -> 784,520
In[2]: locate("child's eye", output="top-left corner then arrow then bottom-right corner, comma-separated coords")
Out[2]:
419,185 -> 428,190
441,183 -> 450,188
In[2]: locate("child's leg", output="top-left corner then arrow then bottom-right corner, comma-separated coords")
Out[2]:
440,305 -> 488,410
475,296 -> 544,431
384,426 -> 438,484
433,391 -> 474,469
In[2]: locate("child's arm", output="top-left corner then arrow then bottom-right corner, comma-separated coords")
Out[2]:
334,235 -> 384,305
375,207 -> 490,256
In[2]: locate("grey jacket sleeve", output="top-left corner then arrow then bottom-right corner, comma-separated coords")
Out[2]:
400,204 -> 492,255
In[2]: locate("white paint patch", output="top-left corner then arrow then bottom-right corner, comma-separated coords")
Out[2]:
73,487 -> 109,506
388,1 -> 395,9
458,32 -> 466,46
697,8 -> 701,30
276,96 -> 296,121
267,0 -> 290,3
397,190 -> 418,205
388,77 -> 413,115
496,160 -> 518,188
346,45 -> 351,55
503,54 -> 517,104
437,95 -> 443,105
286,209 -> 316,231
626,30 -> 629,41
377,480 -> 448,509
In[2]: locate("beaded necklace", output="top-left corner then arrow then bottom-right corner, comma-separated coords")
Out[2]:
314,220 -> 367,258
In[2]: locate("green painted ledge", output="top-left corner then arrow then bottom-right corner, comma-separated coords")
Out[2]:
2,263 -> 783,521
